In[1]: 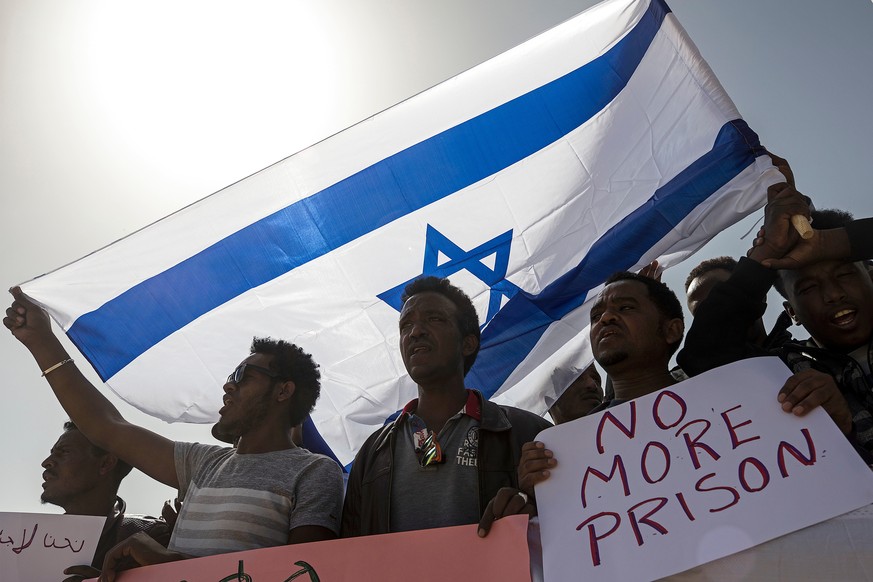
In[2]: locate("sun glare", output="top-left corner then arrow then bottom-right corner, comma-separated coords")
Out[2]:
81,2 -> 341,193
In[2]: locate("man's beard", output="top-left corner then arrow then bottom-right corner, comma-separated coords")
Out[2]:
211,422 -> 238,445
213,390 -> 273,441
596,349 -> 629,368
40,489 -> 62,508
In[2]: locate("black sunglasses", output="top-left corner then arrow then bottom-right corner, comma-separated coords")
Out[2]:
227,363 -> 279,385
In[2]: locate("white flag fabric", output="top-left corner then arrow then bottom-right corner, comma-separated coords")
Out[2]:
22,0 -> 781,467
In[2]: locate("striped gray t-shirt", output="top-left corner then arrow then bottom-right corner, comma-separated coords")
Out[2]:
168,442 -> 343,557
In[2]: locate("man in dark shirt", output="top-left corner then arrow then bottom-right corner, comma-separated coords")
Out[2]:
685,255 -> 793,351
547,364 -> 603,424
677,190 -> 865,451
40,422 -> 169,581
341,276 -> 551,537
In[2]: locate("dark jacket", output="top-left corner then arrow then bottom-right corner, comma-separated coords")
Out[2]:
845,217 -> 873,261
340,390 -> 552,537
678,257 -> 783,377
678,217 -> 873,377
677,256 -> 873,457
779,338 -> 873,454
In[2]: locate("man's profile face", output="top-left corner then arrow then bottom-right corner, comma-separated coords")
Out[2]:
399,292 -> 471,384
41,430 -> 105,509
549,365 -> 603,424
782,259 -> 873,353
589,279 -> 676,369
214,353 -> 278,438
686,268 -> 731,316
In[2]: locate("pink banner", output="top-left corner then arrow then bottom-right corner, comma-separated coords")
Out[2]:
109,516 -> 530,581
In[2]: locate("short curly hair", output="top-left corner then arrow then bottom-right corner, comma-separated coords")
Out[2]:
251,337 -> 321,426
63,421 -> 133,487
401,276 -> 481,374
684,256 -> 737,291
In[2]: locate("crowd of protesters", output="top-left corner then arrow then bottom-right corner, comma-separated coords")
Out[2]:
4,155 -> 872,580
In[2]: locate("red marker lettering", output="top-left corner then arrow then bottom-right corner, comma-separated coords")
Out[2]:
576,512 -> 621,567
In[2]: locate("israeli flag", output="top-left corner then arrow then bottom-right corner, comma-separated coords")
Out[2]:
21,0 -> 781,467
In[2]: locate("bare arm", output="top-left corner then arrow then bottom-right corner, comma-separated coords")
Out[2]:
4,287 -> 178,488
98,533 -> 188,582
760,225 -> 857,269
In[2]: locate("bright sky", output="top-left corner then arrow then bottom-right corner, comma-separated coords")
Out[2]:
2,0 -> 872,516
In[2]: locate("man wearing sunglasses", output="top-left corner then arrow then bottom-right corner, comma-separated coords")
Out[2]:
341,276 -> 551,537
4,288 -> 343,581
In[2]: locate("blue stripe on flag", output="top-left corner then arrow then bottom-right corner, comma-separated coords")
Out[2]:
69,0 -> 670,380
356,120 -> 764,466
467,120 -> 766,399
301,416 -> 345,470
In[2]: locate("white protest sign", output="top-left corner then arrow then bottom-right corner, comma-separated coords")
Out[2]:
536,357 -> 873,581
0,512 -> 104,582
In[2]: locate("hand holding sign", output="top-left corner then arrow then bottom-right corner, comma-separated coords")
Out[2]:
534,358 -> 873,581
62,565 -> 100,582
478,442 -> 555,537
99,532 -> 186,582
477,488 -> 536,537
519,441 -> 557,495
778,369 -> 853,434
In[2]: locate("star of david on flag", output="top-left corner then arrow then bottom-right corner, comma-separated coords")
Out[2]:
378,225 -> 519,328
20,0 -> 782,467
